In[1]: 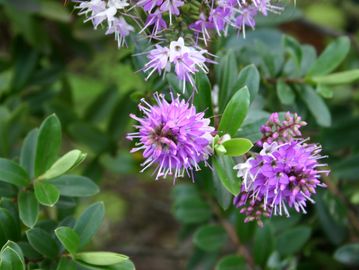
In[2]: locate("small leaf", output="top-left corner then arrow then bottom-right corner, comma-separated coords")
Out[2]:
312,69 -> 359,85
254,225 -> 274,266
74,202 -> 105,248
222,138 -> 253,156
194,72 -> 213,117
26,228 -> 59,258
18,191 -> 39,228
299,86 -> 331,127
334,244 -> 359,266
218,87 -> 250,137
308,36 -> 350,76
233,64 -> 260,103
215,255 -> 247,270
0,247 -> 25,270
39,150 -> 87,180
49,175 -> 99,197
19,128 -> 38,178
34,181 -> 60,207
55,227 -> 80,255
56,258 -> 77,270
75,252 -> 129,266
0,158 -> 30,187
276,226 -> 311,256
213,155 -> 241,195
193,225 -> 228,252
34,114 -> 62,177
174,198 -> 211,224
277,81 -> 295,105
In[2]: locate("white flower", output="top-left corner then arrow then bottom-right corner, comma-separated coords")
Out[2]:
169,37 -> 189,62
107,0 -> 129,9
233,158 -> 253,190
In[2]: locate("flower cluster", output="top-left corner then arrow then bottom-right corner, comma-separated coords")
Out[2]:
234,113 -> 328,226
126,93 -> 214,182
143,37 -> 212,92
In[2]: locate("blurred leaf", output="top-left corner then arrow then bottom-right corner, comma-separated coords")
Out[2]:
333,154 -> 359,180
222,138 -> 253,157
18,191 -> 39,228
233,64 -> 260,104
174,197 -> 211,224
298,86 -> 331,127
39,150 -> 87,180
217,50 -> 238,112
276,226 -> 311,256
109,259 -> 136,270
75,252 -> 128,266
37,1 -> 71,22
34,181 -> 60,207
194,72 -> 213,117
20,128 -> 38,178
34,114 -> 62,177
254,225 -> 274,266
74,202 -> 105,248
313,69 -> 359,85
212,171 -> 232,211
277,81 -> 295,105
0,247 -> 25,270
215,255 -> 247,270
166,73 -> 190,97
55,227 -> 80,255
193,225 -> 228,252
218,87 -> 250,136
0,158 -> 30,187
334,244 -> 359,266
284,35 -> 302,67
57,258 -> 77,270
49,175 -> 99,197
308,36 -> 350,77
26,227 -> 59,258
317,84 -> 333,99
213,155 -> 240,196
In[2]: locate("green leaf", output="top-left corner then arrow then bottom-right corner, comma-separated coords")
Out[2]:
193,225 -> 228,252
317,84 -> 333,99
0,158 -> 30,187
212,171 -> 232,211
55,227 -> 80,255
1,241 -> 24,263
18,191 -> 39,228
109,259 -> 136,270
276,226 -> 311,256
74,202 -> 105,248
312,69 -> 359,85
308,36 -> 350,76
37,1 -> 71,23
215,255 -> 247,270
277,81 -> 295,105
213,155 -> 240,196
174,198 -> 211,224
334,244 -> 359,266
34,181 -> 60,207
34,114 -> 62,177
20,128 -> 38,178
333,154 -> 359,180
56,258 -> 77,270
217,50 -> 238,112
218,87 -> 250,137
0,247 -> 25,270
194,72 -> 213,117
0,207 -> 20,247
26,228 -> 59,258
39,150 -> 87,180
233,64 -> 260,104
75,252 -> 129,266
299,86 -> 331,127
48,175 -> 99,197
222,138 -> 253,157
254,225 -> 274,267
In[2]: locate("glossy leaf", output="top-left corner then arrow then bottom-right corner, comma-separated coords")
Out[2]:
56,258 -> 77,270
0,247 -> 25,270
49,175 -> 99,197
213,155 -> 241,196
75,252 -> 129,266
0,158 -> 30,187
222,138 -> 253,156
55,227 -> 80,255
34,181 -> 60,207
18,191 -> 39,228
74,202 -> 105,248
233,64 -> 260,103
312,69 -> 359,85
194,72 -> 213,117
34,114 -> 61,177
218,87 -> 250,137
0,208 -> 20,247
26,228 -> 59,258
19,128 -> 38,178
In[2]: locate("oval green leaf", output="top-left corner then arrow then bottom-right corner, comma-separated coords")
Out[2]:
193,225 -> 228,252
48,175 -> 99,197
34,181 -> 60,207
0,158 -> 30,187
75,252 -> 129,266
55,227 -> 80,255
18,191 -> 39,228
222,138 -> 253,157
26,228 -> 59,258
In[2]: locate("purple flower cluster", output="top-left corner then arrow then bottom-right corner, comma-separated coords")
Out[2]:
234,113 -> 328,226
126,93 -> 214,181
143,37 -> 212,92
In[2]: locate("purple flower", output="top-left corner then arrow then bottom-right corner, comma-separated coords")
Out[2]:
127,93 -> 214,181
234,140 -> 329,225
235,7 -> 257,38
159,0 -> 184,24
141,10 -> 167,37
106,16 -> 134,47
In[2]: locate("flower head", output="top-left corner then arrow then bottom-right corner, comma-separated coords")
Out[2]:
127,93 -> 214,181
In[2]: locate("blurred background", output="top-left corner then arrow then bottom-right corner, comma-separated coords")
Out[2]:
1,0 -> 359,269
